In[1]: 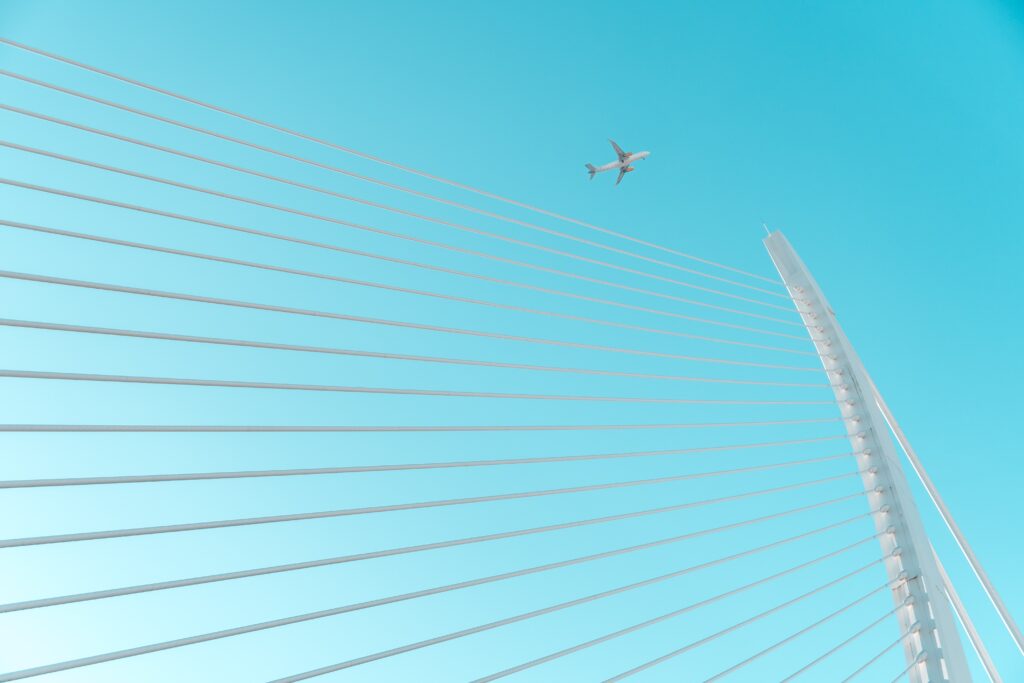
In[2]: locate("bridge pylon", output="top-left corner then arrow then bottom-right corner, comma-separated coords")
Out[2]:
765,231 -> 972,683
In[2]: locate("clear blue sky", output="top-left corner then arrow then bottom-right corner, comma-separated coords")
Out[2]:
0,1 -> 1021,681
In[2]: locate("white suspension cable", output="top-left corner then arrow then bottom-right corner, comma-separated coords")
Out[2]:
475,541 -> 884,681
0,270 -> 824,372
294,536 -> 882,683
889,652 -> 927,683
0,319 -> 833,388
0,468 -> 863,549
0,369 -> 838,405
0,218 -> 818,357
866,372 -> 1024,657
0,187 -> 813,343
780,606 -> 901,681
840,626 -> 916,682
0,517 -> 862,683
0,418 -> 851,432
0,99 -> 791,302
0,490 -> 868,615
933,548 -> 1003,683
703,581 -> 897,681
606,559 -> 890,681
1,141 -> 803,325
0,441 -> 855,488
0,498 -> 869,615
0,40 -> 783,286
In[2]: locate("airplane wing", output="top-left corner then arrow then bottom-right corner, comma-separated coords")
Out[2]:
615,167 -> 627,185
608,139 -> 629,162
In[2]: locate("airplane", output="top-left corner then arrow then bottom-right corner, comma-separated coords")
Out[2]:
585,139 -> 651,185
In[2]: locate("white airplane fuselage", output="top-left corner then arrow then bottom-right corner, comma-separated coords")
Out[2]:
586,140 -> 651,185
590,150 -> 650,174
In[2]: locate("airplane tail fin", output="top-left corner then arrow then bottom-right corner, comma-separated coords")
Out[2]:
585,163 -> 597,179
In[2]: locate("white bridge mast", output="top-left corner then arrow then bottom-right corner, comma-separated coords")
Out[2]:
765,231 -> 972,683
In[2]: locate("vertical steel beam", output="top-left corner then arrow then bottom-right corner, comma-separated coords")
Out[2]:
764,231 -> 971,682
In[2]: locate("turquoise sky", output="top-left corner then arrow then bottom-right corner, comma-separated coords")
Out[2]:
1,1 -> 1022,681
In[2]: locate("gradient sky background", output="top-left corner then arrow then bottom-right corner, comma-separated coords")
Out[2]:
1,1 -> 1022,681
